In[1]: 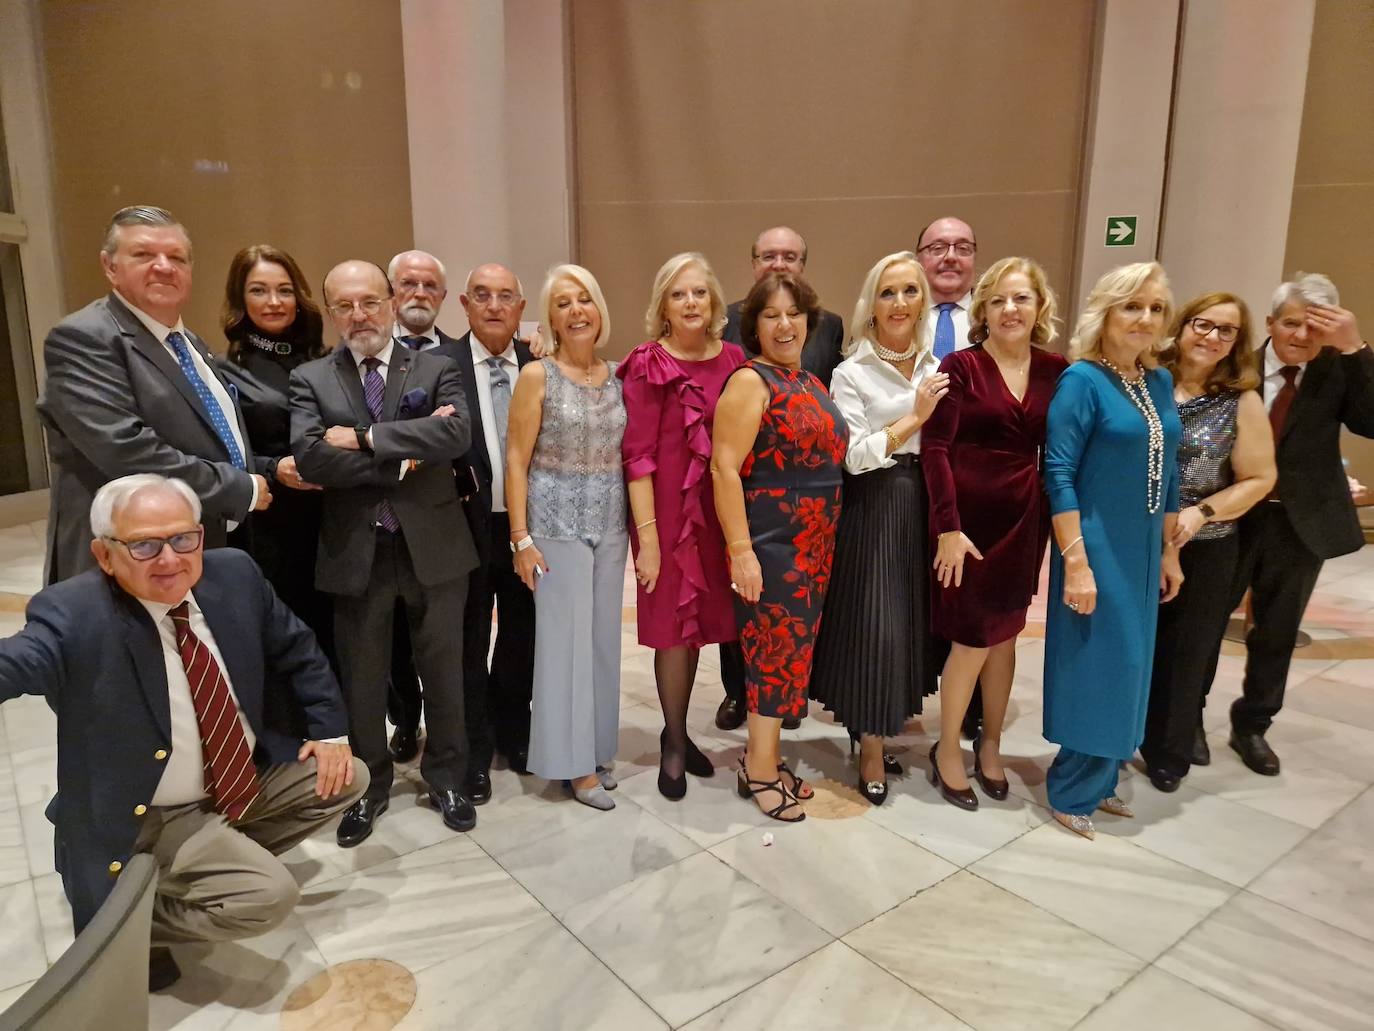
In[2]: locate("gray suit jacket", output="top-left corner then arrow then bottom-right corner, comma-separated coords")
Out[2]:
289,345 -> 479,596
37,294 -> 259,584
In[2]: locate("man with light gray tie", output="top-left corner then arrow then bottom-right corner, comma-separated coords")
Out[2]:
915,216 -> 983,738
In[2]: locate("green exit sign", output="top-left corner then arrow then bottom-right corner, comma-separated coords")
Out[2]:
1105,216 -> 1138,247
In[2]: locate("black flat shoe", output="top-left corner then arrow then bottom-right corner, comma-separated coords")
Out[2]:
1191,725 -> 1211,767
149,946 -> 181,993
928,742 -> 978,811
388,726 -> 420,763
972,734 -> 1009,801
715,696 -> 746,731
465,769 -> 492,805
430,789 -> 477,832
1230,731 -> 1280,776
1148,767 -> 1181,793
337,796 -> 388,848
658,765 -> 687,800
685,738 -> 715,778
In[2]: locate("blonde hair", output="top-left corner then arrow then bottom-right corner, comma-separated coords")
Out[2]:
644,252 -> 728,340
1069,261 -> 1173,368
968,257 -> 1059,347
846,252 -> 930,358
539,264 -> 612,352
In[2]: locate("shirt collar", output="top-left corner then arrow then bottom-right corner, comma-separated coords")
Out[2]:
351,338 -> 396,368
136,589 -> 197,627
114,290 -> 187,344
852,337 -> 937,373
470,334 -> 517,365
393,323 -> 438,347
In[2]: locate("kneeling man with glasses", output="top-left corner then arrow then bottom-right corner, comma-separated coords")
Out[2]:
0,473 -> 365,992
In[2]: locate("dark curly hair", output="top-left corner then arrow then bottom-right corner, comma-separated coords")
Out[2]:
739,272 -> 821,356
221,244 -> 326,363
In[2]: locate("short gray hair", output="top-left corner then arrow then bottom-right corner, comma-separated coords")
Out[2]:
90,475 -> 201,538
387,249 -> 448,283
101,206 -> 187,258
1271,272 -> 1339,316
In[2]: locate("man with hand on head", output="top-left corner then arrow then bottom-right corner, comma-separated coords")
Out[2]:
38,205 -> 273,584
290,260 -> 479,845
0,474 -> 363,992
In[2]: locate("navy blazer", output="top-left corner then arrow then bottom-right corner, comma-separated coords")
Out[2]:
1259,341 -> 1374,559
0,549 -> 345,932
431,329 -> 533,555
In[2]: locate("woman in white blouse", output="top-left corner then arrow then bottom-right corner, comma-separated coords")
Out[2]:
809,251 -> 949,804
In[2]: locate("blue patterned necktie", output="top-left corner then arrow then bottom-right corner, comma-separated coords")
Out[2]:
933,303 -> 958,360
165,331 -> 246,469
400,335 -> 428,350
486,355 -> 511,461
361,357 -> 401,533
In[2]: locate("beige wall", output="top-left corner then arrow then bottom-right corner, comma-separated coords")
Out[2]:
571,0 -> 1097,357
41,0 -> 413,351
1283,0 -> 1374,516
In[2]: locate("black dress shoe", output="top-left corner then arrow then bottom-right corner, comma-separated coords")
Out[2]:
1191,725 -> 1211,766
149,946 -> 181,993
337,797 -> 388,848
506,748 -> 531,775
1230,731 -> 1280,776
1148,767 -> 1181,793
388,726 -> 420,763
715,696 -> 746,731
430,788 -> 477,831
466,769 -> 492,805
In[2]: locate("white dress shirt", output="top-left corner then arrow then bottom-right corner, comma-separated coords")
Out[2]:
393,323 -> 439,351
350,341 -> 409,481
920,290 -> 975,353
140,593 -> 256,807
830,339 -> 942,473
470,335 -> 518,512
116,291 -> 255,521
1263,343 -> 1307,415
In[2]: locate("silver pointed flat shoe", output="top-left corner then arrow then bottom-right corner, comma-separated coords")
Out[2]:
1097,795 -> 1134,818
572,783 -> 615,811
1052,809 -> 1096,840
596,765 -> 618,791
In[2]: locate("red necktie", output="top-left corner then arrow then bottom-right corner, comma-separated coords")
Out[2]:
170,602 -> 261,821
1268,365 -> 1300,439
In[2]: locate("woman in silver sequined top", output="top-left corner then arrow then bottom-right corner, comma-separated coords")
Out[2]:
1141,292 -> 1275,793
505,265 -> 628,812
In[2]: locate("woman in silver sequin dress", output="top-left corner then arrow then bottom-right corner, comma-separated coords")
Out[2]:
1141,293 -> 1276,792
505,265 -> 628,811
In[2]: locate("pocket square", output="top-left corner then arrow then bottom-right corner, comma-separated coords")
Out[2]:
398,387 -> 430,418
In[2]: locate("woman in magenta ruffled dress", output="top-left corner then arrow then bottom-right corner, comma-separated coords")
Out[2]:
619,252 -> 747,799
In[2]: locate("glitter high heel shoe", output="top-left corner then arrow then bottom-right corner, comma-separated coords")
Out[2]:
1052,809 -> 1096,840
1097,795 -> 1134,818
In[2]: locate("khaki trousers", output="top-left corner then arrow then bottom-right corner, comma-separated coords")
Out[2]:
135,756 -> 368,946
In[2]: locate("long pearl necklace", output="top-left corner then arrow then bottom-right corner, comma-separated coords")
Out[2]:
1101,357 -> 1165,514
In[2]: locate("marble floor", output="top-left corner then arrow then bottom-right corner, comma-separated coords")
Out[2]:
2,517 -> 1373,1030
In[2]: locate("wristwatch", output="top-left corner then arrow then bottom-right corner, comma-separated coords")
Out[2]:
354,426 -> 373,452
1198,502 -> 1216,521
510,535 -> 534,554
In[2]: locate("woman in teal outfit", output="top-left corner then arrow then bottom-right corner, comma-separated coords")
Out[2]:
1043,262 -> 1185,840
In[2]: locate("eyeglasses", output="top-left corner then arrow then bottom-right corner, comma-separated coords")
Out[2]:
1187,317 -> 1240,343
917,241 -> 976,259
104,529 -> 204,561
326,298 -> 388,319
756,251 -> 804,266
396,279 -> 443,296
469,288 -> 521,307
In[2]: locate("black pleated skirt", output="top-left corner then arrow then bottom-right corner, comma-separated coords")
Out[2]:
809,457 -> 938,736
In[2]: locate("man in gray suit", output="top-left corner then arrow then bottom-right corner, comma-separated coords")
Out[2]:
290,260 -> 480,845
38,206 -> 273,583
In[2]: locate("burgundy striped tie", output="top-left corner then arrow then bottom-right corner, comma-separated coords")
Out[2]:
170,602 -> 261,821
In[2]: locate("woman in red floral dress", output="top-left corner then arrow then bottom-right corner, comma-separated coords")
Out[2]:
712,272 -> 847,822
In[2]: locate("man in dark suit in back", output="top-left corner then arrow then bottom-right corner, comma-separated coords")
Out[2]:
290,259 -> 479,845
715,226 -> 847,732
1220,272 -> 1374,775
37,205 -> 274,584
0,474 -> 363,991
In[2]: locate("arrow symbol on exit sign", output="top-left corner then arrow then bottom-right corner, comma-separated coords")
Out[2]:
1109,220 -> 1133,242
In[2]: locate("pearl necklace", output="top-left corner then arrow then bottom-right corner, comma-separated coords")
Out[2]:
874,336 -> 919,361
1100,357 -> 1165,514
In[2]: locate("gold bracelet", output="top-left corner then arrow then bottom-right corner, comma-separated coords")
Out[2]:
727,538 -> 753,555
635,517 -> 657,530
884,426 -> 902,453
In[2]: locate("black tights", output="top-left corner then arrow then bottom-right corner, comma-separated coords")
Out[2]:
656,645 -> 700,779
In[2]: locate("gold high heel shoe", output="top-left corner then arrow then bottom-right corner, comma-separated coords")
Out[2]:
1097,795 -> 1134,818
1052,809 -> 1096,840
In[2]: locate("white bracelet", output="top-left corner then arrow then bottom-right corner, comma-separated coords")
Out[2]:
509,535 -> 534,554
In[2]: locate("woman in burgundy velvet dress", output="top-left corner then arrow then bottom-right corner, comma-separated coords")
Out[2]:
921,257 -> 1068,809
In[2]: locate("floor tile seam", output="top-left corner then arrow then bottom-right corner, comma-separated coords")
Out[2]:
854,803 -> 980,870
300,830 -> 490,892
1066,962 -> 1288,1031
662,938 -> 838,1029
1233,880 -> 1374,949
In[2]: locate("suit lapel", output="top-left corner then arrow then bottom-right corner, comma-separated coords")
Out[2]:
115,587 -> 172,741
1283,350 -> 1330,443
383,347 -> 413,420
454,333 -> 490,478
111,295 -> 224,439
332,346 -> 371,423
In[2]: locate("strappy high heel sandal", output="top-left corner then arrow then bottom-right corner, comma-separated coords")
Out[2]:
736,765 -> 805,822
776,760 -> 814,800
